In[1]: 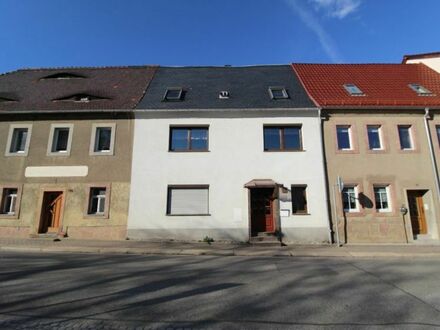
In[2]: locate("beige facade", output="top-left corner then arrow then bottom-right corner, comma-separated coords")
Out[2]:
0,112 -> 133,240
324,110 -> 440,243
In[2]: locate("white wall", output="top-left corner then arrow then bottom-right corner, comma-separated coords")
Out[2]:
128,110 -> 330,243
406,58 -> 440,73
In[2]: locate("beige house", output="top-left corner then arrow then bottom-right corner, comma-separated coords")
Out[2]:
0,67 -> 156,239
293,63 -> 440,243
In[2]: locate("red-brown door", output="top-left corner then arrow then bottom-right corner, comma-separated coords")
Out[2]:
250,188 -> 275,236
39,192 -> 63,234
407,190 -> 428,235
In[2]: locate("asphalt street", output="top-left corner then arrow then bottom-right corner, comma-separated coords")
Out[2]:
1,252 -> 440,329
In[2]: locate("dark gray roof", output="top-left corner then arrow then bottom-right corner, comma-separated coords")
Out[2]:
136,65 -> 316,110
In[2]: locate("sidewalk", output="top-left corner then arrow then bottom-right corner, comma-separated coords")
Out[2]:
1,237 -> 440,258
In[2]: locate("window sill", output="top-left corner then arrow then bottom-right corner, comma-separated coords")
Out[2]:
292,213 -> 311,216
166,214 -> 211,217
47,152 -> 71,157
263,149 -> 305,152
83,214 -> 109,219
0,214 -> 19,219
89,152 -> 115,156
169,150 -> 210,153
5,153 -> 28,157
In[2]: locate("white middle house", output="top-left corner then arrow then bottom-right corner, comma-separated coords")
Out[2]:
128,65 -> 331,243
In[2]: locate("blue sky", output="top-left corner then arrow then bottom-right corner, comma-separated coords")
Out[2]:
0,0 -> 439,72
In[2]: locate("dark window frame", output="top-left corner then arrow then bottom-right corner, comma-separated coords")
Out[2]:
163,88 -> 184,101
291,185 -> 308,214
263,125 -> 303,151
169,126 -> 209,152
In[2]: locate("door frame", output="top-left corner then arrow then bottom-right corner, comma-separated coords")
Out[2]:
35,187 -> 66,235
406,189 -> 429,238
247,187 -> 278,238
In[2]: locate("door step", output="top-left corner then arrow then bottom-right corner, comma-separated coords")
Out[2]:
250,233 -> 280,245
414,234 -> 440,245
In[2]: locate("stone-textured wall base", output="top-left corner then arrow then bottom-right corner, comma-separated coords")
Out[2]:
67,226 -> 127,240
281,227 -> 330,244
335,219 -> 408,243
128,228 -> 249,242
0,226 -> 30,238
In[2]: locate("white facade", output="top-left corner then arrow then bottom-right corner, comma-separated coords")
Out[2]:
128,110 -> 330,243
406,57 -> 440,73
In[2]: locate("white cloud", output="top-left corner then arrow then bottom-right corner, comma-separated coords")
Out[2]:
284,0 -> 344,63
309,0 -> 361,19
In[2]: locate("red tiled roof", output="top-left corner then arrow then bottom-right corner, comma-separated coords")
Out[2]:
291,63 -> 440,108
0,66 -> 157,112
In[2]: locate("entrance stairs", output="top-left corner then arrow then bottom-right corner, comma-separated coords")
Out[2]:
249,232 -> 281,246
414,234 -> 440,245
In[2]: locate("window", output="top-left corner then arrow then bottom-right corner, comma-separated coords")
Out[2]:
436,126 -> 440,146
40,72 -> 86,80
90,124 -> 116,155
343,84 -> 364,96
219,91 -> 230,99
48,124 -> 73,156
291,185 -> 308,214
268,87 -> 289,99
163,88 -> 183,101
367,125 -> 382,150
167,186 -> 209,215
342,186 -> 358,212
336,125 -> 352,150
88,187 -> 107,215
263,126 -> 302,151
408,83 -> 434,96
169,127 -> 208,151
398,125 -> 413,150
0,188 -> 18,215
6,124 -> 32,156
53,94 -> 109,103
374,186 -> 390,212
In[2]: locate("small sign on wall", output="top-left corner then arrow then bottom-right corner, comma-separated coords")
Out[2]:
280,209 -> 290,217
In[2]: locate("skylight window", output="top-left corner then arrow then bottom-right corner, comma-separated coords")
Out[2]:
219,91 -> 230,99
269,87 -> 289,99
0,96 -> 18,103
343,84 -> 364,96
163,88 -> 184,101
40,72 -> 86,80
408,83 -> 434,96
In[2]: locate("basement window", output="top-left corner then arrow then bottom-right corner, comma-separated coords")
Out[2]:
163,88 -> 184,101
408,83 -> 434,96
343,84 -> 364,96
268,87 -> 289,99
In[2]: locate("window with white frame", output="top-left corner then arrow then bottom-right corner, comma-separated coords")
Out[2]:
1,188 -> 18,215
90,124 -> 115,155
342,186 -> 358,212
88,187 -> 107,215
336,125 -> 352,150
5,124 -> 32,156
398,125 -> 413,150
374,186 -> 391,212
167,186 -> 209,215
48,124 -> 73,155
367,125 -> 383,150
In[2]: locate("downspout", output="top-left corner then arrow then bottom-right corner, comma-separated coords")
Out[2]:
424,108 -> 440,199
318,108 -> 333,244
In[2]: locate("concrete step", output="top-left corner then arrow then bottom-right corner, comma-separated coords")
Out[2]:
249,234 -> 280,246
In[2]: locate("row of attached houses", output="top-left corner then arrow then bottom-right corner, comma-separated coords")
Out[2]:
1,52 -> 440,244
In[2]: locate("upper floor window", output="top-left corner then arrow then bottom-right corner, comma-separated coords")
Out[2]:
169,127 -> 208,152
268,87 -> 289,99
408,83 -> 434,96
336,125 -> 352,150
0,188 -> 18,216
343,84 -> 364,96
436,125 -> 440,146
398,125 -> 413,150
367,125 -> 382,150
90,124 -> 116,155
342,186 -> 359,212
263,126 -> 302,151
5,124 -> 32,156
374,186 -> 391,212
48,124 -> 73,156
163,88 -> 184,101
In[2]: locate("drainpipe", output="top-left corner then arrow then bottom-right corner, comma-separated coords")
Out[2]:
424,108 -> 440,200
318,108 -> 333,244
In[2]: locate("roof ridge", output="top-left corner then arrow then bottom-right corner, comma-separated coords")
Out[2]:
15,65 -> 159,72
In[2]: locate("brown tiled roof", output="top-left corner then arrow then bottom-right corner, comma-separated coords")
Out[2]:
0,66 -> 157,112
291,63 -> 440,109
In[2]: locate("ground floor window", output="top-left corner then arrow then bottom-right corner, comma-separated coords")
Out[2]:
374,186 -> 391,212
342,186 -> 358,212
291,185 -> 308,214
86,185 -> 110,217
0,188 -> 18,215
167,186 -> 209,215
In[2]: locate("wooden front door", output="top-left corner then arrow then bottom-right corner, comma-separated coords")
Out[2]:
39,191 -> 63,234
250,188 -> 275,236
407,190 -> 428,236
